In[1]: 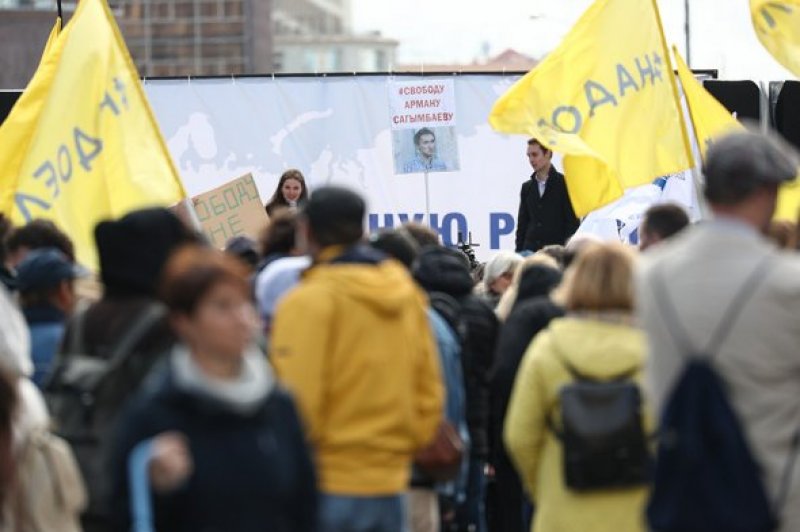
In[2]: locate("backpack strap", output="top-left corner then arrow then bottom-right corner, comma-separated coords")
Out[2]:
63,302 -> 166,374
102,303 -> 167,375
775,429 -> 800,515
66,299 -> 92,355
654,255 -> 800,513
652,254 -> 773,360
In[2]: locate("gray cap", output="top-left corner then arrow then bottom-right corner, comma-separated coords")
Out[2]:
704,130 -> 798,205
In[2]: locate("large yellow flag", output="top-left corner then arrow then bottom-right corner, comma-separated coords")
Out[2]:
0,0 -> 186,268
751,0 -> 800,77
489,0 -> 693,216
674,48 -> 800,221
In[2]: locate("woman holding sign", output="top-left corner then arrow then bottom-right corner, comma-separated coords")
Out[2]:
265,170 -> 309,217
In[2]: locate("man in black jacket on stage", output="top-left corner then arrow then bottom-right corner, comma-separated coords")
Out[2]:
515,138 -> 579,252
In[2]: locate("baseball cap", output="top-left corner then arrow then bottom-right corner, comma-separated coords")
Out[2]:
704,130 -> 798,185
15,248 -> 87,293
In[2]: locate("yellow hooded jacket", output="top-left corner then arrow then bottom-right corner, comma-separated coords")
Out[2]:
271,246 -> 444,495
504,316 -> 651,532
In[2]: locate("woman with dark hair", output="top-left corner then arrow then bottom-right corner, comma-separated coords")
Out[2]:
489,256 -> 563,532
111,246 -> 317,532
264,169 -> 309,217
257,209 -> 299,269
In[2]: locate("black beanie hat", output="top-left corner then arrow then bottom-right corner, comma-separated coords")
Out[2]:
95,208 -> 195,297
303,187 -> 364,230
413,246 -> 473,297
367,228 -> 420,270
516,264 -> 563,303
302,186 -> 366,247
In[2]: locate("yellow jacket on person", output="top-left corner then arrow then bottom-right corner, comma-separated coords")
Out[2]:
504,316 -> 651,532
271,245 -> 444,496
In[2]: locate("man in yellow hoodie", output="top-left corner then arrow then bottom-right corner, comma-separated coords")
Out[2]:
271,186 -> 444,532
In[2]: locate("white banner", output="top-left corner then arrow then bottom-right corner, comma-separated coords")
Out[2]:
142,75 -> 697,260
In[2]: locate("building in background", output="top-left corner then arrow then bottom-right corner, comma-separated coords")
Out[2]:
397,48 -> 538,74
0,1 -> 69,89
0,0 -> 273,86
272,0 -> 397,73
1,0 -> 398,89
113,0 -> 272,77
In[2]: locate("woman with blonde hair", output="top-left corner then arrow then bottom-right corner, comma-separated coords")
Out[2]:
504,242 -> 651,532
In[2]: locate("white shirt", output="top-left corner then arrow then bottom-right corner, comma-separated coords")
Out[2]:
536,175 -> 548,197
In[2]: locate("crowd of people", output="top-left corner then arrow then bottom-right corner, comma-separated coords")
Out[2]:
0,129 -> 798,532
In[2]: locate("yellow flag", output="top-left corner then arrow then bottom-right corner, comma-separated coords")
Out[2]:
489,0 -> 693,217
751,0 -> 800,77
41,17 -> 62,61
673,47 -> 744,159
775,177 -> 800,221
0,0 -> 186,269
674,48 -> 799,221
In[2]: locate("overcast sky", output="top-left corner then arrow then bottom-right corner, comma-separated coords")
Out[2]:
351,0 -> 795,82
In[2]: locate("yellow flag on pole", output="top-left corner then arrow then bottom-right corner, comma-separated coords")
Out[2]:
674,47 -> 800,221
751,0 -> 800,77
0,0 -> 186,269
673,47 -> 744,158
489,0 -> 693,217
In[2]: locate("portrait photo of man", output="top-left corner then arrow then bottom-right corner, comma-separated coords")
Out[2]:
402,127 -> 448,173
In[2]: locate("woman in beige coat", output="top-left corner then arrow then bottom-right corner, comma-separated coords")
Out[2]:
504,242 -> 651,532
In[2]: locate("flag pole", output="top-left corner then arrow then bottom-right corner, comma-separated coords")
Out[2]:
651,0 -> 696,171
671,46 -> 704,159
671,46 -> 712,220
424,169 -> 431,227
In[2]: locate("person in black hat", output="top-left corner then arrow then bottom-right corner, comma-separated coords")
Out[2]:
16,248 -> 86,387
54,207 -> 200,532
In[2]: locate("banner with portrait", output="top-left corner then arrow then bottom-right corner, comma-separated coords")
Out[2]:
389,79 -> 460,174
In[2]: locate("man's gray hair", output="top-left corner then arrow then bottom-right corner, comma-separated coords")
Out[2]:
703,129 -> 798,205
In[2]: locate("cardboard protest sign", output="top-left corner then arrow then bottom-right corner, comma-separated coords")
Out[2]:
191,173 -> 268,249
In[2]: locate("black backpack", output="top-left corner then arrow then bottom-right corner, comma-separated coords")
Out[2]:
647,257 -> 799,532
547,347 -> 650,491
45,302 -> 166,522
